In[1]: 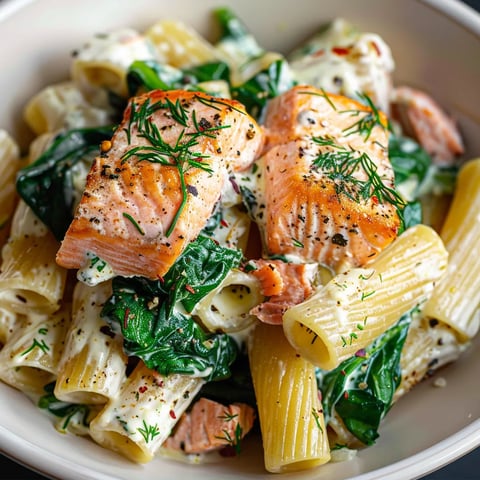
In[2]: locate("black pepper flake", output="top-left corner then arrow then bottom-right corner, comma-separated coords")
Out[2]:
429,318 -> 439,328
198,117 -> 212,131
100,325 -> 115,339
187,184 -> 198,196
332,233 -> 348,246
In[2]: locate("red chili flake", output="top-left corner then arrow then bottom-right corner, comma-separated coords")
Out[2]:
344,391 -> 349,399
139,385 -> 148,394
371,195 -> 379,204
169,409 -> 177,419
123,307 -> 130,329
220,219 -> 229,228
185,284 -> 196,294
312,48 -> 325,57
355,348 -> 367,358
341,369 -> 346,376
157,275 -> 165,284
332,46 -> 351,56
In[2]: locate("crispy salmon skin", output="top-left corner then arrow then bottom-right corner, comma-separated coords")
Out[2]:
56,89 -> 263,281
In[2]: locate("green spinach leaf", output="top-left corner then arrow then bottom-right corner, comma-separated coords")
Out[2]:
101,235 -> 242,381
318,310 -> 413,445
16,125 -> 114,240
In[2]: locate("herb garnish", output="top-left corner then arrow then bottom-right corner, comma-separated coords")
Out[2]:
121,96 -> 231,237
311,135 -> 405,211
340,92 -> 386,141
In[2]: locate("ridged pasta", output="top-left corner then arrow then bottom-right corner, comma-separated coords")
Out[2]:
0,305 -> 71,395
145,20 -> 220,68
0,202 -> 67,315
71,28 -> 156,103
23,81 -> 111,135
54,281 -> 127,404
193,269 -> 262,333
282,224 -> 448,370
89,361 -> 205,463
423,158 -> 480,339
0,130 -> 21,247
248,322 -> 330,473
0,307 -> 21,347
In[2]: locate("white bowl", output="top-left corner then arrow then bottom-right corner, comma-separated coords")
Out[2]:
0,0 -> 479,479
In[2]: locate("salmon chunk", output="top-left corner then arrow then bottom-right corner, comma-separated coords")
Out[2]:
258,85 -> 401,272
390,85 -> 464,165
163,397 -> 256,454
249,259 -> 316,324
56,90 -> 263,281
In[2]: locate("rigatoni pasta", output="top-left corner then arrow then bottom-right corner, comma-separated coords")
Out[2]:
0,201 -> 67,315
0,305 -> 70,395
0,6 -> 478,478
0,130 -> 21,247
423,158 -> 480,339
248,321 -> 330,472
89,361 -> 205,463
54,281 -> 127,404
282,224 -> 448,370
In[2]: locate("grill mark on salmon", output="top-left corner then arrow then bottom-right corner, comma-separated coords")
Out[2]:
56,90 -> 263,280
259,85 -> 401,272
163,397 -> 256,454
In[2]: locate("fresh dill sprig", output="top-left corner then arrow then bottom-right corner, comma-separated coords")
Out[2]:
311,135 -> 405,210
121,96 -> 230,237
340,92 -> 386,142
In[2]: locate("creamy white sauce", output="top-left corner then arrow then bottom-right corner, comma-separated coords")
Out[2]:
77,252 -> 116,286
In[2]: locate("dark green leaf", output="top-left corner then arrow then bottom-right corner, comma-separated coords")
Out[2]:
213,6 -> 263,59
319,310 -> 413,445
126,60 -> 231,98
389,134 -> 431,188
398,200 -> 422,231
16,125 -> 114,240
231,59 -> 295,120
38,382 -> 91,430
101,236 -> 242,381
127,60 -> 184,96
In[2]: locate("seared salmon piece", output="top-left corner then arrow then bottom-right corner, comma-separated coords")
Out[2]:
249,259 -> 315,324
390,86 -> 464,165
56,90 -> 263,281
163,397 -> 256,454
257,85 -> 401,272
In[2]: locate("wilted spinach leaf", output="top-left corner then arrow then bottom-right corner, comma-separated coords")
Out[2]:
101,235 -> 242,381
318,310 -> 413,445
16,125 -> 114,240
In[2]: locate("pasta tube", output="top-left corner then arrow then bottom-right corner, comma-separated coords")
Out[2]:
248,322 -> 330,473
0,306 -> 71,395
0,130 -> 21,247
89,361 -> 205,463
54,281 -> 127,404
0,307 -> 21,347
23,81 -> 111,135
423,158 -> 480,339
0,202 -> 67,315
283,224 -> 448,370
71,28 -> 156,102
192,269 -> 262,333
145,20 -> 220,68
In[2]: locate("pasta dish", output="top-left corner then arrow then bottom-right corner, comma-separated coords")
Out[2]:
0,7 -> 478,474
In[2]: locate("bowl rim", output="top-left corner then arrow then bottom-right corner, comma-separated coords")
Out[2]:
0,0 -> 479,479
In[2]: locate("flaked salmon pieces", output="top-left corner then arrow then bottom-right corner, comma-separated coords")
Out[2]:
255,85 -> 401,272
56,89 -> 263,282
163,397 -> 256,455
